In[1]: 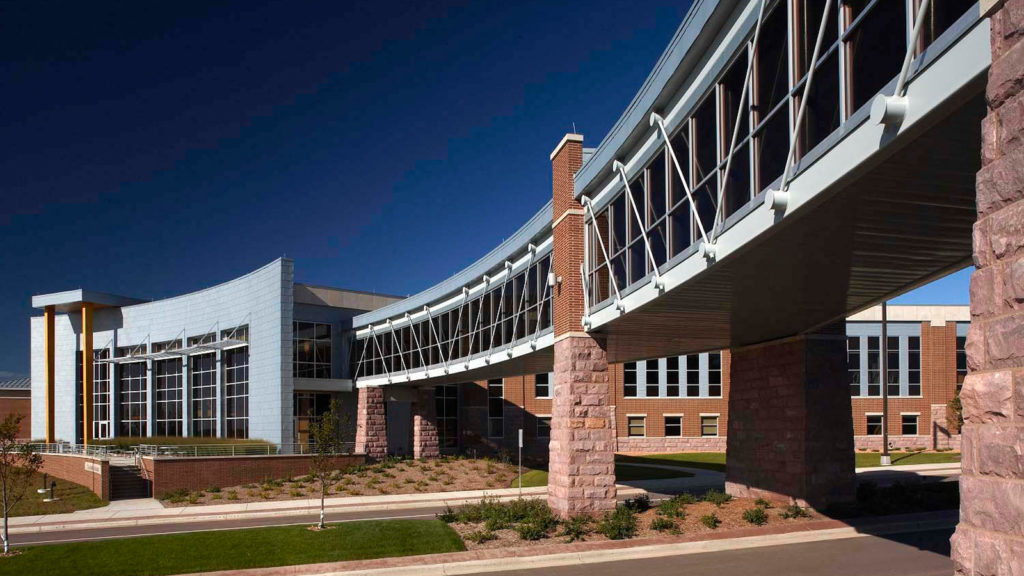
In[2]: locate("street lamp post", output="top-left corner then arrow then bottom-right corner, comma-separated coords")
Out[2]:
881,301 -> 891,466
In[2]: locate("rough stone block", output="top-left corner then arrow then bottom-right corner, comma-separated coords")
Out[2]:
975,424 -> 1024,479
985,314 -> 1024,369
988,34 -> 1024,109
962,371 -> 1014,423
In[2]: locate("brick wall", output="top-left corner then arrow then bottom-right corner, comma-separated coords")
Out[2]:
40,453 -> 109,501
0,395 -> 30,439
617,436 -> 726,453
550,134 -> 585,336
142,454 -> 365,496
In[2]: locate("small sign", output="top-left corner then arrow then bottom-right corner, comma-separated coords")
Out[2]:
518,429 -> 523,448
84,462 -> 101,474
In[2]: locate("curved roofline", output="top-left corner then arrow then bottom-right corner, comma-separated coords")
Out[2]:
574,0 -> 736,197
353,200 -> 554,327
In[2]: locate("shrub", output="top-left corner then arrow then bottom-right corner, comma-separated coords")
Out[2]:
289,489 -> 305,497
210,493 -> 223,500
650,516 -> 677,532
206,486 -> 221,494
703,489 -> 732,507
623,494 -> 651,513
226,490 -> 239,501
558,514 -> 593,542
516,521 -> 549,541
187,492 -> 201,505
672,492 -> 697,505
779,504 -> 811,519
437,505 -> 458,523
742,507 -> 768,526
657,498 -> 686,520
465,529 -> 498,544
700,513 -> 721,529
159,488 -> 189,502
754,498 -> 772,509
485,516 -> 511,531
598,506 -> 638,540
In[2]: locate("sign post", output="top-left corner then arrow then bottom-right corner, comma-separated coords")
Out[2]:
518,428 -> 523,497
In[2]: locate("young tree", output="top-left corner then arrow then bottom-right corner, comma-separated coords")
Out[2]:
0,414 -> 42,555
308,399 -> 349,530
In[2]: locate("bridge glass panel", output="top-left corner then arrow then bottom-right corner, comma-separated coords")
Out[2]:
692,97 -> 718,240
668,129 -> 692,257
719,51 -> 752,219
843,0 -> 906,115
919,0 -> 975,49
753,1 -> 790,193
795,0 -> 841,156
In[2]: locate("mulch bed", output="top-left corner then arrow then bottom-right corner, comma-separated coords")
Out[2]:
161,456 -> 522,507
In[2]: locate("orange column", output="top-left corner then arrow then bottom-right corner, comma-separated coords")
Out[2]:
44,305 -> 56,443
82,303 -> 94,446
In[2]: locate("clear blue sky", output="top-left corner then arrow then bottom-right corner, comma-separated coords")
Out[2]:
0,1 -> 968,377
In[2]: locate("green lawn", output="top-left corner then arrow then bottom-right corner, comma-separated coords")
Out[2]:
11,471 -> 107,517
616,452 -> 728,472
855,451 -> 961,468
3,519 -> 464,576
514,462 -> 694,488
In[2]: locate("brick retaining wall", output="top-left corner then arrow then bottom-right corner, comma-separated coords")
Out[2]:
142,454 -> 365,496
39,453 -> 109,501
617,436 -> 727,453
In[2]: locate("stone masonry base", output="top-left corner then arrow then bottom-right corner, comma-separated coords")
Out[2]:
413,386 -> 440,460
355,386 -> 387,460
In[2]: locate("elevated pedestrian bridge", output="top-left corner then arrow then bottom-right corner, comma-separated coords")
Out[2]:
354,0 -> 989,384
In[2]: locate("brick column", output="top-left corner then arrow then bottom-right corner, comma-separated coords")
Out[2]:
951,2 -> 1024,572
725,327 -> 855,509
355,386 -> 387,460
547,133 -> 617,518
412,386 -> 440,460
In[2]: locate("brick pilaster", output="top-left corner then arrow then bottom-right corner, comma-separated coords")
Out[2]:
412,386 -> 440,460
354,386 -> 387,460
725,327 -> 855,509
952,1 -> 1024,572
547,133 -> 618,517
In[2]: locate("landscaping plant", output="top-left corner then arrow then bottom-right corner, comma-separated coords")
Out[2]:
308,399 -> 351,530
623,494 -> 651,513
742,507 -> 768,526
700,513 -> 721,529
650,516 -> 677,532
703,489 -> 732,507
558,514 -> 593,542
598,506 -> 638,540
779,503 -> 811,519
0,414 -> 41,555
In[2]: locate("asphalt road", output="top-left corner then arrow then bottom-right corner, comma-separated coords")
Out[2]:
484,527 -> 954,576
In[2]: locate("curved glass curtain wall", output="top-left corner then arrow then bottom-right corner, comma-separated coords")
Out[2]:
586,0 -> 974,307
353,252 -> 553,379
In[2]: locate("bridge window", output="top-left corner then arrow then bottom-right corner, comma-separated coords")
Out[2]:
646,153 -> 668,268
919,0 -> 975,49
692,96 -> 718,239
668,131 -> 692,257
795,0 -> 840,156
535,372 -> 551,398
294,321 -> 332,379
843,0 -> 906,115
488,378 -> 504,438
628,174 -> 648,284
624,362 -> 638,397
719,51 -> 751,219
754,0 -> 790,193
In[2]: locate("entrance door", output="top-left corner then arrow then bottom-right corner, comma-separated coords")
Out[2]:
386,401 -> 411,457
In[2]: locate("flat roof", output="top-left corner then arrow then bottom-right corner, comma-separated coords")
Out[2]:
31,289 -> 147,312
294,284 -> 404,312
847,305 -> 970,325
0,378 -> 30,390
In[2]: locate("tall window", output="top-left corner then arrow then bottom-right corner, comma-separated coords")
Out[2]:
666,356 -> 680,397
708,353 -> 722,397
294,321 -> 331,379
223,346 -> 249,439
887,336 -> 901,397
190,353 -> 217,437
154,358 -> 183,436
435,384 -> 458,450
866,336 -> 881,396
907,336 -> 921,396
645,359 -> 660,397
624,362 -> 638,397
92,349 -> 112,439
956,334 -> 967,393
535,372 -> 551,398
487,379 -> 503,438
847,337 -> 861,396
685,355 -> 700,397
118,361 -> 147,437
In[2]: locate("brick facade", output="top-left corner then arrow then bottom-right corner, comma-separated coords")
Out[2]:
725,331 -> 855,508
355,386 -> 387,460
141,454 -> 364,496
39,453 -> 109,501
0,394 -> 30,439
952,1 -> 1024,573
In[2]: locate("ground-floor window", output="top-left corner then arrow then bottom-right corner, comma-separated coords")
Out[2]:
664,415 -> 682,437
154,358 -> 183,436
866,414 -> 883,436
487,379 -> 503,438
294,391 -> 334,445
536,415 -> 551,438
901,414 -> 919,436
223,346 -> 249,439
435,384 -> 458,451
118,361 -> 147,437
534,373 -> 551,398
700,415 -> 718,437
627,415 -> 646,437
191,353 -> 217,437
93,349 -> 112,439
